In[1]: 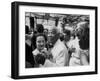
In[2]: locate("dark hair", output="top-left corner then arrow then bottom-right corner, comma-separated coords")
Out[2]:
35,54 -> 46,65
30,17 -> 34,29
59,33 -> 64,41
25,25 -> 29,34
79,27 -> 89,50
63,29 -> 71,36
31,33 -> 47,50
79,38 -> 89,50
63,30 -> 71,41
36,24 -> 44,33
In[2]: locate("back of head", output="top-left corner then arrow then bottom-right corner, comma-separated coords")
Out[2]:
36,24 -> 44,33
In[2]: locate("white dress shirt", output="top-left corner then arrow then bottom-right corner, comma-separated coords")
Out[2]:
51,39 -> 69,66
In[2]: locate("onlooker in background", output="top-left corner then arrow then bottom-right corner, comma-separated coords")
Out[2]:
59,33 -> 64,41
43,29 -> 48,35
63,29 -> 72,65
36,24 -> 44,34
25,25 -> 35,68
57,17 -> 66,34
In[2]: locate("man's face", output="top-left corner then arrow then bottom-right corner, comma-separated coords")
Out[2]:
44,29 -> 48,35
63,30 -> 71,42
64,33 -> 70,42
47,28 -> 58,44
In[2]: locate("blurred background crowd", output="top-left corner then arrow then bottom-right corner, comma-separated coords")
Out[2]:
25,12 -> 89,68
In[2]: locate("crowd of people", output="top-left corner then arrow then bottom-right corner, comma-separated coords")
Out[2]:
25,16 -> 89,68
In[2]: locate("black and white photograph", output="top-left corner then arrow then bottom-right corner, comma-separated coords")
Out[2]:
25,12 -> 90,68
11,2 -> 97,79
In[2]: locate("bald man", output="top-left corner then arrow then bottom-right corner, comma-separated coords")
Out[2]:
46,27 -> 69,66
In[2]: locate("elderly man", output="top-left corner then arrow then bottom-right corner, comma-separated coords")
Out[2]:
46,27 -> 69,66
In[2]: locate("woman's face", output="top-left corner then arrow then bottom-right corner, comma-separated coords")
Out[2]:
36,36 -> 45,51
